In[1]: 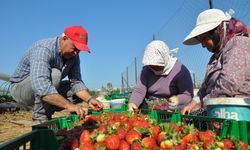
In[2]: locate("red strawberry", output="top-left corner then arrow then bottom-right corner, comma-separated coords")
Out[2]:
113,114 -> 122,121
157,132 -> 166,145
117,127 -> 126,140
89,115 -> 101,122
98,124 -> 108,134
141,137 -> 156,149
79,143 -> 94,150
70,137 -> 78,150
105,134 -> 120,149
131,142 -> 143,150
80,130 -> 92,144
123,122 -> 132,132
151,125 -> 160,140
203,139 -> 215,149
223,139 -> 234,150
125,129 -> 141,144
169,123 -> 181,133
174,145 -> 185,150
134,108 -> 140,114
239,141 -> 248,150
119,140 -> 130,150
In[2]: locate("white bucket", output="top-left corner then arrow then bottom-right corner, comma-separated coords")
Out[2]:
204,98 -> 250,121
110,98 -> 126,109
99,100 -> 111,109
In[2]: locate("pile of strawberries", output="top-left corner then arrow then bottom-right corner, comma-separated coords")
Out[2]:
56,111 -> 249,150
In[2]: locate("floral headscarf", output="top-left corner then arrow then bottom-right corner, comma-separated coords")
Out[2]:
142,40 -> 178,75
215,17 -> 250,50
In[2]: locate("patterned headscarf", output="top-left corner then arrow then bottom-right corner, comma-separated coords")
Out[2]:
142,40 -> 178,75
215,17 -> 250,50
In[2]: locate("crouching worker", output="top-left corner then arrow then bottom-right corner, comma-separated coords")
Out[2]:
10,26 -> 103,123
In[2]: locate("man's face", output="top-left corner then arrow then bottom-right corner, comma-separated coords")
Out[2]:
60,36 -> 80,59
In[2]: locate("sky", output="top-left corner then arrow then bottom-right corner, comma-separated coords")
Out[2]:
1,0 -> 250,90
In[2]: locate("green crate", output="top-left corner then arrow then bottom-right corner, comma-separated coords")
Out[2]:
32,114 -> 80,131
0,129 -> 58,150
170,112 -> 250,144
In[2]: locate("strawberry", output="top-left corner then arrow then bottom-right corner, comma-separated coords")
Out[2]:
203,138 -> 215,149
79,143 -> 94,150
187,144 -> 199,150
119,140 -> 130,150
105,134 -> 120,149
141,137 -> 156,149
117,127 -> 126,140
123,122 -> 132,132
169,123 -> 181,133
89,115 -> 101,122
151,125 -> 160,140
113,113 -> 122,121
125,129 -> 141,144
239,141 -> 248,150
223,138 -> 234,150
134,108 -> 140,114
94,142 -> 106,150
80,130 -> 92,144
157,132 -> 166,145
96,133 -> 106,142
131,142 -> 143,150
70,137 -> 78,150
160,140 -> 173,149
174,145 -> 185,150
98,124 -> 108,134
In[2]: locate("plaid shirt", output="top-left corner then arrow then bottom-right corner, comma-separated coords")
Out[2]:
10,37 -> 87,97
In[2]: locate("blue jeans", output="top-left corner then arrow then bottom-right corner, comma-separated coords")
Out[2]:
10,68 -> 80,120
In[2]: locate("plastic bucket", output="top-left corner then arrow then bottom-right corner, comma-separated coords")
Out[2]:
99,100 -> 111,109
110,98 -> 126,109
205,98 -> 250,121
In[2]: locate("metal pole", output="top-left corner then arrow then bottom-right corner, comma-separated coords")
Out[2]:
0,72 -> 10,81
126,67 -> 129,92
134,57 -> 137,83
193,72 -> 196,88
209,0 -> 213,9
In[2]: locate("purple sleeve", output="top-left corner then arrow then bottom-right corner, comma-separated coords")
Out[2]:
208,37 -> 250,98
176,65 -> 194,105
129,71 -> 147,107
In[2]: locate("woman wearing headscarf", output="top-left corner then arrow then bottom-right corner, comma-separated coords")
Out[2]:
128,40 -> 193,111
182,9 -> 250,114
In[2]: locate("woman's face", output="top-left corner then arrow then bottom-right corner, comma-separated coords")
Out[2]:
196,33 -> 216,53
60,36 -> 80,59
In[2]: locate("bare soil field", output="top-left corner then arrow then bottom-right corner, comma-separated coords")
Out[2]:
0,110 -> 72,145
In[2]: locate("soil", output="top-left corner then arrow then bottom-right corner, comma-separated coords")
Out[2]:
0,108 -> 72,145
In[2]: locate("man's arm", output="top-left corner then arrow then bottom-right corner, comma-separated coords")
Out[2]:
42,93 -> 88,119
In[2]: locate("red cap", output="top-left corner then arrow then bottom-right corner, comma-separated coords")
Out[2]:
64,26 -> 90,52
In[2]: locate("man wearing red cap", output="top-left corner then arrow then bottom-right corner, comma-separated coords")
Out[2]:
10,26 -> 103,123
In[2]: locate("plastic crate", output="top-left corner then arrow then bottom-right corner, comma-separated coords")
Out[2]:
0,129 -> 58,150
170,112 -> 250,144
32,114 -> 79,131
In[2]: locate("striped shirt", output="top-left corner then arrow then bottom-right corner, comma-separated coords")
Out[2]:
10,37 -> 87,97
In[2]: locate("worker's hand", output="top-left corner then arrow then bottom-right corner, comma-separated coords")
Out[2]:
168,96 -> 179,111
127,102 -> 138,111
88,98 -> 103,111
67,104 -> 88,119
181,100 -> 199,115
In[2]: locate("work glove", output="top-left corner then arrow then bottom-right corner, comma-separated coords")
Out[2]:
127,102 -> 138,111
168,96 -> 179,111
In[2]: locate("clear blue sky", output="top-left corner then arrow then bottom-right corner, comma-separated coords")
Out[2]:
1,0 -> 249,90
